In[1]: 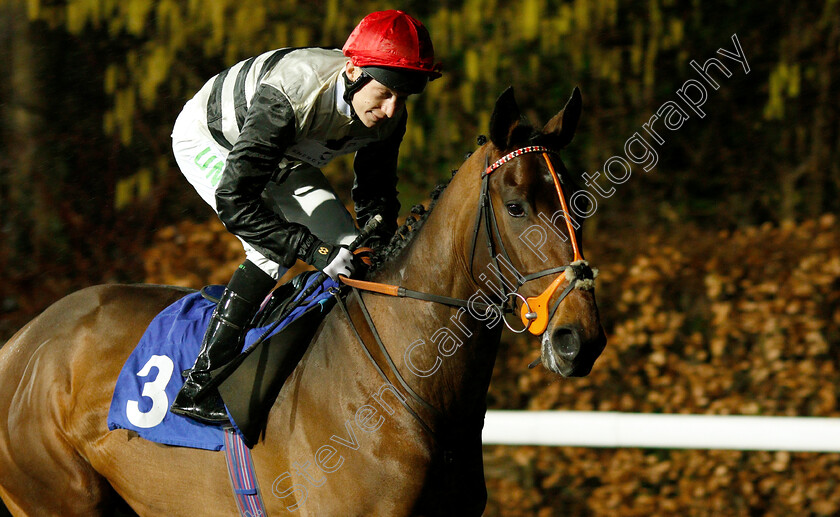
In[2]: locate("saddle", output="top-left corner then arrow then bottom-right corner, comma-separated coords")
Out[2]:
212,271 -> 336,445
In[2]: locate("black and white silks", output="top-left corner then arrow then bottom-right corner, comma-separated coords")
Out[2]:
185,47 -> 404,269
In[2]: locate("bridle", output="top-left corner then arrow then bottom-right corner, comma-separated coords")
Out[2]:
467,144 -> 597,335
333,142 -> 598,452
341,144 -> 596,335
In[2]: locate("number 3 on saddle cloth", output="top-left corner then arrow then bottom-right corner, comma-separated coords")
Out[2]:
107,272 -> 337,450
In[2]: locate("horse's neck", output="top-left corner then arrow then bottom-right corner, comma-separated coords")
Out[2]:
367,175 -> 500,427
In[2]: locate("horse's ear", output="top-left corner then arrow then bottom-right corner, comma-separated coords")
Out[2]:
542,87 -> 582,149
489,86 -> 522,150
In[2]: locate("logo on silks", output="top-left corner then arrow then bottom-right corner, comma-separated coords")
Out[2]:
318,246 -> 330,255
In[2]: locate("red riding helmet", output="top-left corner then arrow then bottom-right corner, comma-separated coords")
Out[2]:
343,10 -> 442,94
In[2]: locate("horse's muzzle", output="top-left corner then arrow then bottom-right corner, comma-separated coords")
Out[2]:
542,324 -> 606,377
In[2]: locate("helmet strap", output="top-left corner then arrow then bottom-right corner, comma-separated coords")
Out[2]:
342,70 -> 373,121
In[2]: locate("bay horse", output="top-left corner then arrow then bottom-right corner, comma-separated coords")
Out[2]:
0,87 -> 606,516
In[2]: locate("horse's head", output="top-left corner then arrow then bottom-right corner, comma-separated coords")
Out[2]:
460,87 -> 607,377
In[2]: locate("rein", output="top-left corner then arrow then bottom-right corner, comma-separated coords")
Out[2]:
333,144 -> 598,447
338,276 -> 504,313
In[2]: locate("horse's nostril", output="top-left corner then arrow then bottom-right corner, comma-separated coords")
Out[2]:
551,326 -> 581,360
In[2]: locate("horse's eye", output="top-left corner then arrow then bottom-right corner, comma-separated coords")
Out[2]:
506,203 -> 525,217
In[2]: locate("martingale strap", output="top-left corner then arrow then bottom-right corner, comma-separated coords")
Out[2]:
334,289 -> 442,443
224,428 -> 267,517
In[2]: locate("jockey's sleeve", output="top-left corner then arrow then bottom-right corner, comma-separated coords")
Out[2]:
215,83 -> 316,268
352,109 -> 407,238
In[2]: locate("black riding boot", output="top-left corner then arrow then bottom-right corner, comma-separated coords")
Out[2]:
170,260 -> 276,423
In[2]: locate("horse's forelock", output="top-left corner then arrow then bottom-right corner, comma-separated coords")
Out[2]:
494,123 -> 540,153
498,123 -> 569,154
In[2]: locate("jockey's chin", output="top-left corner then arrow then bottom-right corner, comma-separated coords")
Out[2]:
357,109 -> 396,128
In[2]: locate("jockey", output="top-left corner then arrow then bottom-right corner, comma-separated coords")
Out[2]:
169,10 -> 442,423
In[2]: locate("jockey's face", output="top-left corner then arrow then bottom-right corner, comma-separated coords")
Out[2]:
346,62 -> 408,128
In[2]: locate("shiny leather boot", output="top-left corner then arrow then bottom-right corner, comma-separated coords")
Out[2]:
170,261 -> 276,423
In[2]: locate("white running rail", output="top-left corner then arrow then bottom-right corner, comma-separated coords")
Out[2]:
482,411 -> 840,452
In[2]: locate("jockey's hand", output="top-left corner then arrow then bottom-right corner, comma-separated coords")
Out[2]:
307,242 -> 355,280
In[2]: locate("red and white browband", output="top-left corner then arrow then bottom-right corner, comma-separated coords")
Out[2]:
484,145 -> 558,176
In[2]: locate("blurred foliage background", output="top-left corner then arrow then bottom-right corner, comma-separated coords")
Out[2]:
1,0 -> 839,515
1,0 -> 837,293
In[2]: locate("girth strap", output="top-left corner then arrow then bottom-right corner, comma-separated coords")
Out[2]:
224,428 -> 267,517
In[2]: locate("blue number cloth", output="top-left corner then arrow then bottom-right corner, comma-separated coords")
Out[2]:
107,276 -> 337,450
